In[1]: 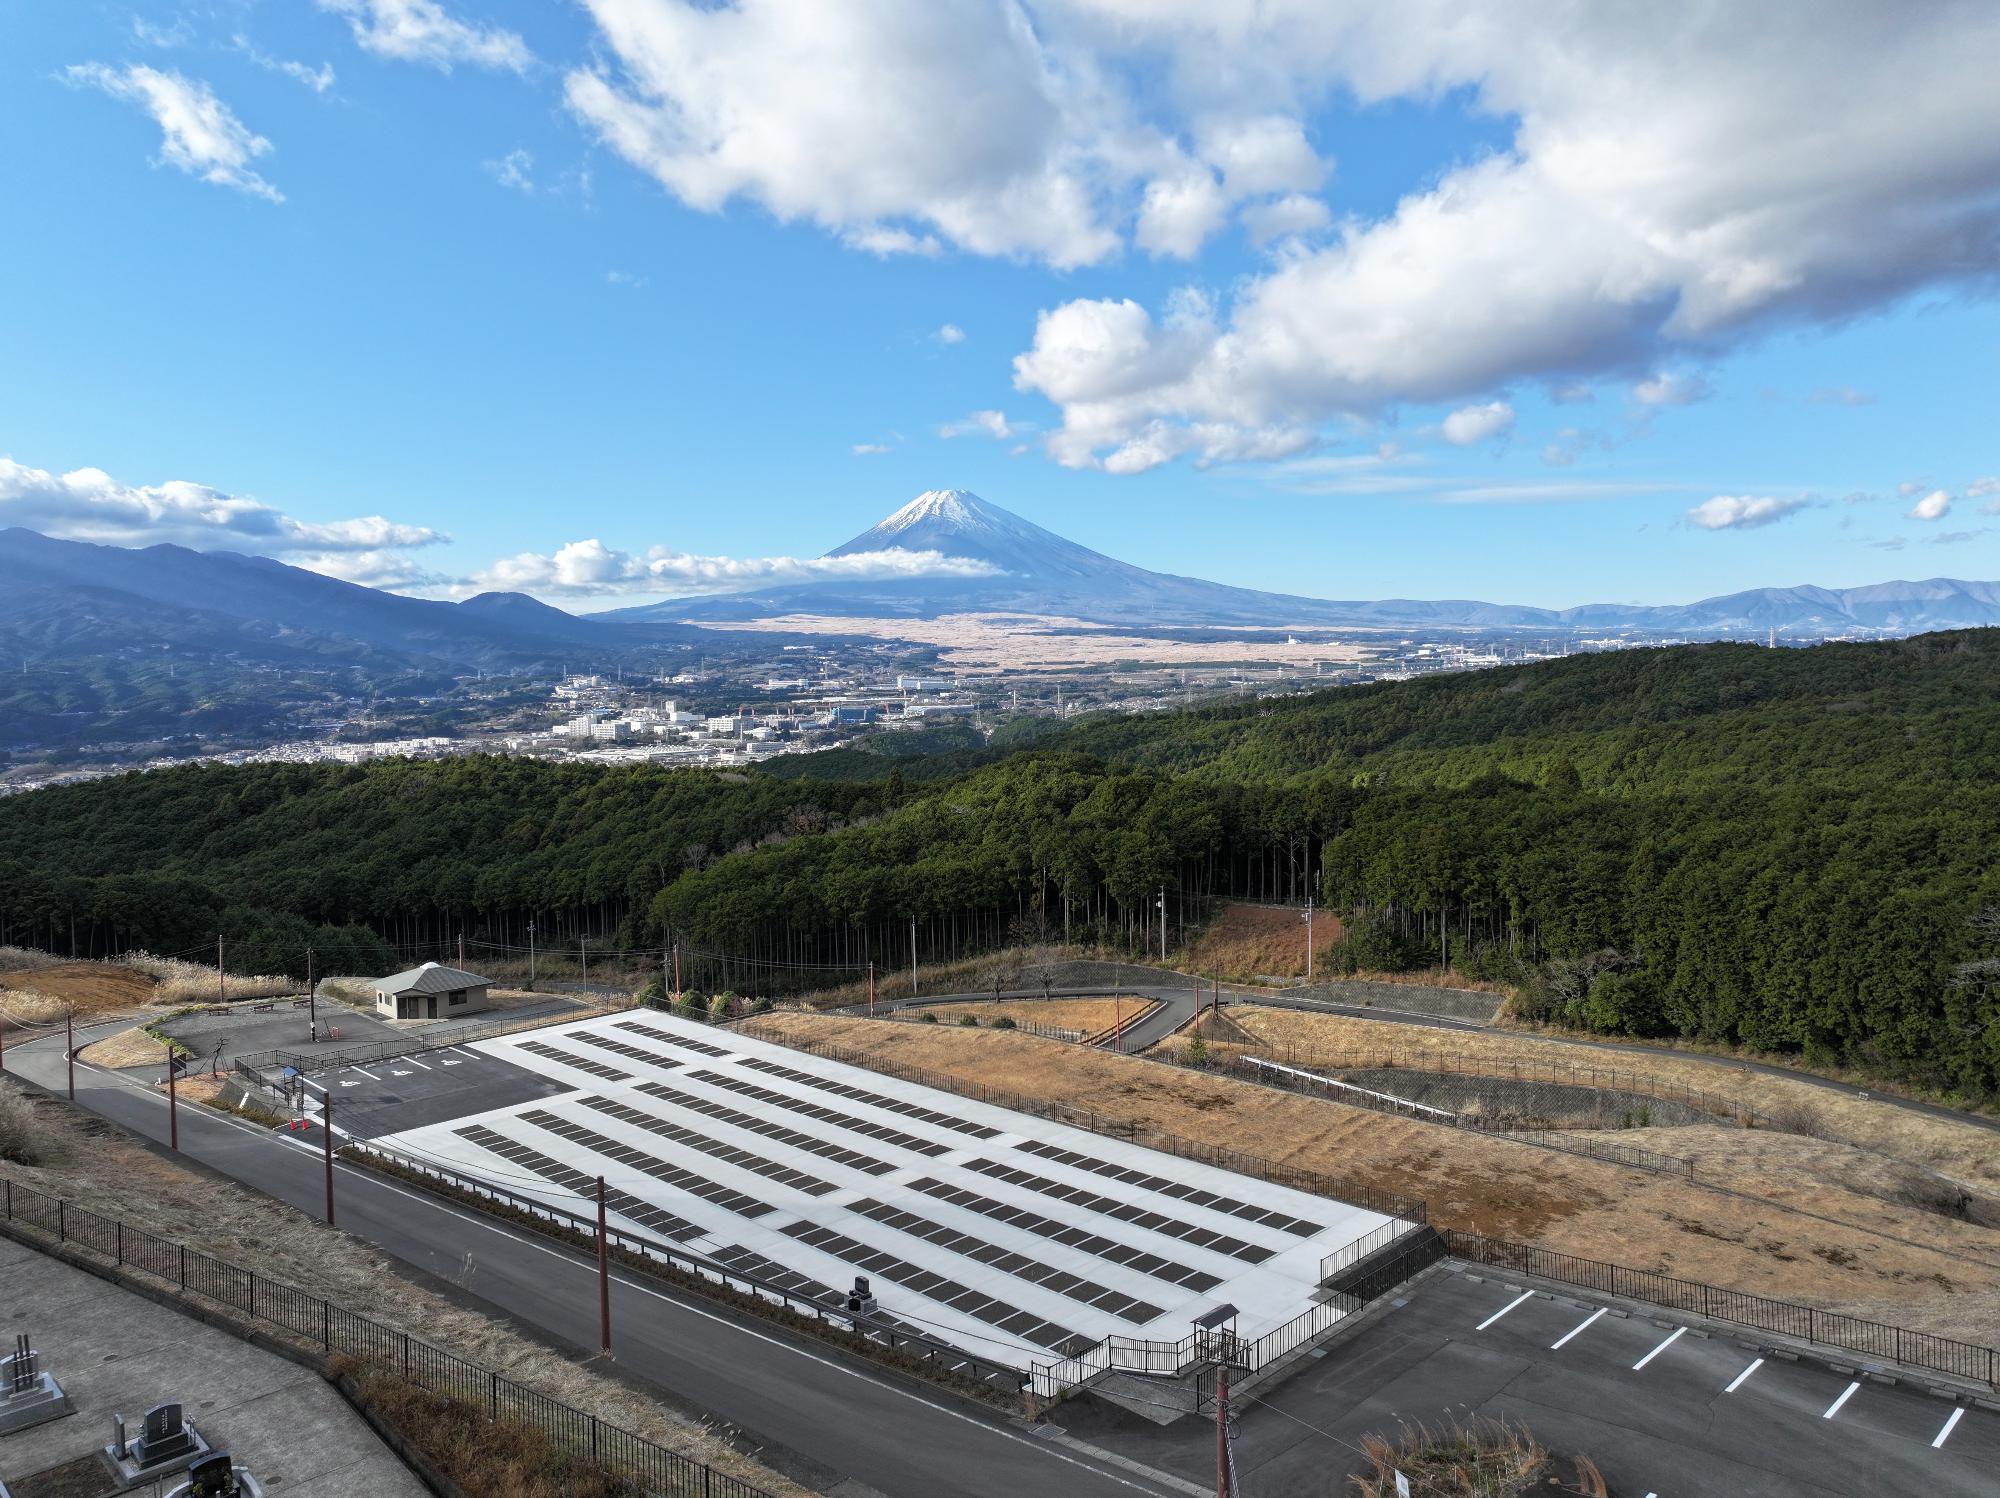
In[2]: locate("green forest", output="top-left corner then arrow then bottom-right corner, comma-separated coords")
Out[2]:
2,631 -> 1996,1096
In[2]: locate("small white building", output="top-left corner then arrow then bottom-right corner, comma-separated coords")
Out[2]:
372,962 -> 493,1021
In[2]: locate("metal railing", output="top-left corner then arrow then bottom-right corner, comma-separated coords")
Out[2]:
348,1140 -> 1029,1395
1232,1053 -> 1698,1180
743,1024 -> 1428,1225
0,1176 -> 779,1498
1444,1230 -> 1999,1388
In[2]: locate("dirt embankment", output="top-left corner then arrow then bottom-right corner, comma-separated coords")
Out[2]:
752,1013 -> 2000,1344
911,998 -> 1147,1035
0,963 -> 157,1022
0,1080 -> 808,1498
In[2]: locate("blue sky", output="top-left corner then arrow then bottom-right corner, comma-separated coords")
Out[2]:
2,1 -> 1997,610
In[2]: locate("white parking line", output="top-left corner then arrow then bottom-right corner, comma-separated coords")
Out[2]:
1551,1307 -> 1607,1349
349,1066 -> 380,1081
1723,1357 -> 1763,1393
1931,1407 -> 1964,1448
1823,1381 -> 1860,1419
402,1056 -> 432,1071
1632,1326 -> 1686,1370
1476,1291 -> 1535,1331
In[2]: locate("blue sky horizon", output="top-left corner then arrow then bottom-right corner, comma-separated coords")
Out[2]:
3,2 -> 1996,612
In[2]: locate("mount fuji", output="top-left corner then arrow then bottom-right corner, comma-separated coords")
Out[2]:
603,490 -> 2000,636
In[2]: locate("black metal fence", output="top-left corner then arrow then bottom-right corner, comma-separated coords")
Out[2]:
350,1140 -> 1030,1396
0,1177 -> 780,1498
1443,1229 -> 1999,1388
236,1005 -> 603,1083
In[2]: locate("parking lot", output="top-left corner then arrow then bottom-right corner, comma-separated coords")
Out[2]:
1066,1268 -> 1999,1497
352,1011 -> 1409,1368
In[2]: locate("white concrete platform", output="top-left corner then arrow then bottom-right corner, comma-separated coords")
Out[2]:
368,1012 -> 1398,1366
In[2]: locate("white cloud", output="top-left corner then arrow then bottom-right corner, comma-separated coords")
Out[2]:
851,442 -> 894,455
1807,385 -> 1874,407
67,64 -> 282,201
488,148 -> 534,192
604,268 -> 648,288
1240,193 -> 1330,244
1634,371 -> 1709,407
1687,494 -> 1808,530
471,540 -> 1004,598
1196,115 -> 1324,199
1907,488 -> 1951,521
234,38 -> 338,93
317,0 -> 531,73
0,456 -> 445,556
295,550 -> 457,589
1440,400 -> 1515,445
1135,162 -> 1229,259
935,323 -> 967,344
841,224 -> 943,258
939,410 -> 1018,440
1000,4 -> 2000,470
1969,477 -> 2000,514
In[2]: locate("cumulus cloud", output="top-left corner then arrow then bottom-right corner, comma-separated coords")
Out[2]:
317,0 -> 531,73
1240,193 -> 1331,244
66,64 -> 282,201
998,4 -> 2000,470
1633,372 -> 1710,407
939,410 -> 1019,440
935,323 -> 967,344
563,0 -> 1341,268
1687,494 -> 1808,530
1441,400 -> 1515,445
1907,488 -> 1951,521
0,457 -> 445,557
471,540 -> 1004,598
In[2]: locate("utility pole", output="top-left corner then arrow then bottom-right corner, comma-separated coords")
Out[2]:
1303,894 -> 1314,981
1158,887 -> 1168,961
868,962 -> 876,1018
306,945 -> 316,1042
528,920 -> 537,989
1113,988 -> 1123,1053
671,942 -> 681,1005
216,935 -> 225,1006
1214,1365 -> 1232,1498
323,1092 -> 336,1227
166,1039 -> 178,1151
581,937 -> 588,983
65,1008 -> 75,1100
910,918 -> 918,999
457,932 -> 465,966
596,1176 -> 613,1359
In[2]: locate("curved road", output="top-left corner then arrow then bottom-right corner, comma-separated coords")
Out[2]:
2,1020 -> 1196,1498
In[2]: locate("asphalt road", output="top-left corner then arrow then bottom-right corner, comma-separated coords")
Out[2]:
1063,1269 -> 1999,1497
4,1023 -> 1193,1498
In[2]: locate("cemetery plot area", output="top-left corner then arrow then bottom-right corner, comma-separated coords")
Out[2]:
364,1011 -> 1401,1368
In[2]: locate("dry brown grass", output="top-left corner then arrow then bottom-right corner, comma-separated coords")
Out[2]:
1228,1006 -> 2000,1198
1179,902 -> 1343,980
0,1078 -> 807,1498
1352,1418 -> 1564,1497
750,1014 -> 2000,1342
914,998 -> 1145,1034
0,962 -> 157,1022
0,946 -> 64,976
77,1024 -> 179,1069
120,951 -> 293,1004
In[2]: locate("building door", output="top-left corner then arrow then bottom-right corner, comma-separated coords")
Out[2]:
427,994 -> 438,1019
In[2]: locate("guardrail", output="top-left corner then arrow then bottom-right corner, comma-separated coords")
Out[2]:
743,1024 -> 1428,1225
1233,1053 -> 1698,1180
1443,1230 -> 1999,1389
0,1175 -> 780,1498
347,1140 -> 1029,1396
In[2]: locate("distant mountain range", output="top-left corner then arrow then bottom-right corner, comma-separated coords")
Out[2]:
607,490 -> 2000,636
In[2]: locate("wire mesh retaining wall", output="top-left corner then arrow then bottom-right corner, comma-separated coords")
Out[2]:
348,1141 -> 1030,1395
0,1175 -> 781,1498
740,1023 -> 1428,1225
1230,1054 -> 1698,1180
1242,1043 -> 1768,1126
1443,1230 -> 2000,1389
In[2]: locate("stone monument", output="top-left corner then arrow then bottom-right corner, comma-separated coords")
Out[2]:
101,1399 -> 214,1485
0,1333 -> 73,1434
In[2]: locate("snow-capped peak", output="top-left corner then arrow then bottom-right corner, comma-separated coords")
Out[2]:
875,489 -> 988,536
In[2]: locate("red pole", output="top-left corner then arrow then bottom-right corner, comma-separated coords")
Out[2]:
66,1010 -> 75,1100
597,1175 -> 613,1358
868,962 -> 876,1018
1215,1364 -> 1231,1498
323,1092 -> 336,1227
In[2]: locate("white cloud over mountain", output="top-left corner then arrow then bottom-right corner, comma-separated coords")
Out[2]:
471,539 -> 1004,598
0,458 -> 444,557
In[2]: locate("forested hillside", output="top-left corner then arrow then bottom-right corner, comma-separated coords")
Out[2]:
2,632 -> 1996,1096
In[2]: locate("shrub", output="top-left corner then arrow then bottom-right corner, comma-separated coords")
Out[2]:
0,1086 -> 47,1166
1326,910 -> 1422,975
992,1016 -> 1017,1030
957,1014 -> 979,1027
920,1012 -> 939,1024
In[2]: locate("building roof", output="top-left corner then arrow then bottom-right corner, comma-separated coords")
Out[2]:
375,962 -> 491,995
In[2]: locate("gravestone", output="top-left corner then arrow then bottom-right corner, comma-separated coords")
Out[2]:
0,1332 -> 74,1434
101,1396 -> 214,1485
163,1451 -> 268,1498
